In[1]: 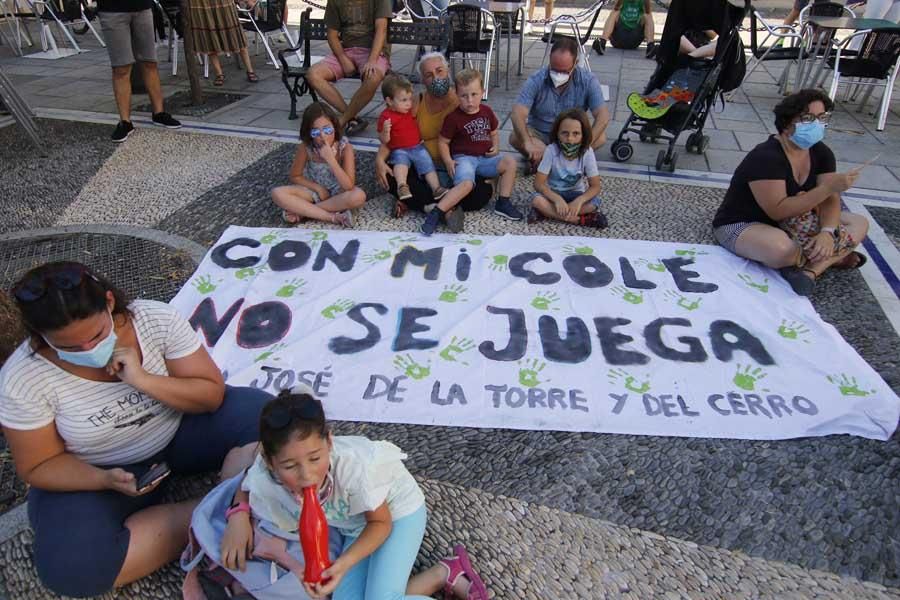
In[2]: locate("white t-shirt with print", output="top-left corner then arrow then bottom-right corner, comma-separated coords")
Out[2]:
537,143 -> 600,193
243,436 -> 425,538
0,300 -> 201,466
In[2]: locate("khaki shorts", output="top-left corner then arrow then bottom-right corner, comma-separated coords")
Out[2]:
527,126 -> 551,146
98,9 -> 157,67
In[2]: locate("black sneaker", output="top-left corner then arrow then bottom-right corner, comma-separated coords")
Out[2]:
494,197 -> 523,221
421,207 -> 442,236
152,111 -> 182,129
592,38 -> 607,56
579,211 -> 609,229
646,41 -> 659,60
111,120 -> 135,143
778,266 -> 816,296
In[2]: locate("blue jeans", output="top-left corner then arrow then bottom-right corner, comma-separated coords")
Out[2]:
452,154 -> 503,186
390,143 -> 436,176
333,505 -> 430,600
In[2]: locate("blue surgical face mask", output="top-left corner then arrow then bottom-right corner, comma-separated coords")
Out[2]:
46,312 -> 118,368
790,121 -> 825,149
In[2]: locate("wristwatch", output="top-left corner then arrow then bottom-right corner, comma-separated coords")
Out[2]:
225,501 -> 250,520
821,227 -> 837,238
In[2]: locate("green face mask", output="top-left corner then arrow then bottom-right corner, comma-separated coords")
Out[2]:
560,141 -> 581,158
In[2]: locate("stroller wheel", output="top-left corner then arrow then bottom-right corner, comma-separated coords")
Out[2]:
686,133 -> 710,155
611,140 -> 634,163
656,149 -> 678,173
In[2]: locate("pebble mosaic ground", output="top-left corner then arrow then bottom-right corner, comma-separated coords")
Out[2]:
0,114 -> 898,598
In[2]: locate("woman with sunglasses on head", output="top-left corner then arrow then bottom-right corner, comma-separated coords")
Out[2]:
0,262 -> 273,598
712,89 -> 870,296
204,387 -> 488,599
271,102 -> 367,227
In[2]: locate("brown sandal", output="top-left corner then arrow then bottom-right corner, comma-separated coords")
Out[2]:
213,73 -> 225,87
833,250 -> 867,270
246,71 -> 259,83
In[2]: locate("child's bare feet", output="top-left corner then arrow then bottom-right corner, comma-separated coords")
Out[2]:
282,209 -> 302,224
332,210 -> 354,228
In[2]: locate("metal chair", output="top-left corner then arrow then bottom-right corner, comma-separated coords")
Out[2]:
152,0 -> 182,76
741,9 -> 804,94
445,3 -> 498,99
0,0 -> 35,56
400,0 -> 442,79
0,66 -> 44,153
25,0 -> 105,54
828,28 -> 900,131
794,1 -> 855,89
540,0 -> 605,71
237,0 -> 298,70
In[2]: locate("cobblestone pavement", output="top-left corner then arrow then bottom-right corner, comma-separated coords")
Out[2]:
0,115 -> 898,599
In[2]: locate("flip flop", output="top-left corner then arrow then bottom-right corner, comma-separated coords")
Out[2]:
833,250 -> 867,270
454,544 -> 489,600
213,74 -> 225,87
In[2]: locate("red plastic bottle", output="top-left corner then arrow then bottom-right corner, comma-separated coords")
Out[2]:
299,485 -> 331,584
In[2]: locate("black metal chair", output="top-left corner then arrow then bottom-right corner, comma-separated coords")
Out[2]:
540,0 -> 605,71
828,28 -> 900,131
445,3 -> 497,99
237,0 -> 298,70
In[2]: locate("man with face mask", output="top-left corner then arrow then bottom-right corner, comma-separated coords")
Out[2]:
510,37 -> 610,171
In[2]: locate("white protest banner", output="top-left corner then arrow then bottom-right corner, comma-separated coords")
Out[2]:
170,226 -> 900,441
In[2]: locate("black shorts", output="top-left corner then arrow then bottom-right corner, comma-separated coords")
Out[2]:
611,22 -> 643,49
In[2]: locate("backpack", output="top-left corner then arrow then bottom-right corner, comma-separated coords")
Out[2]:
717,33 -> 746,94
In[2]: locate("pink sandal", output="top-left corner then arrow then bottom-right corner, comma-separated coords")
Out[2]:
439,544 -> 488,600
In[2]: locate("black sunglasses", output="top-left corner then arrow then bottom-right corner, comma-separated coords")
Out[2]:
13,264 -> 100,303
264,395 -> 324,430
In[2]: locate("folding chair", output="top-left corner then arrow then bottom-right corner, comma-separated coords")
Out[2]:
26,0 -> 104,53
794,1 -> 855,89
540,0 -> 605,71
237,0 -> 298,70
445,2 -> 498,99
0,66 -> 44,154
401,0 -> 443,79
828,28 -> 900,131
741,9 -> 804,95
0,0 -> 34,56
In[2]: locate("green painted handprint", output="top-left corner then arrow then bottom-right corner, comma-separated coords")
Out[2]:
530,291 -> 560,311
393,354 -> 431,380
388,234 -> 419,247
309,231 -> 328,249
488,255 -> 509,272
235,265 -> 267,280
518,358 -> 547,388
826,373 -> 876,397
675,248 -> 709,258
636,258 -> 666,272
321,298 -> 354,319
254,343 -> 286,363
664,290 -> 702,311
192,274 -> 220,295
778,319 -> 811,342
439,284 -> 468,303
611,286 -> 644,305
738,274 -> 769,293
438,336 -> 476,365
276,278 -> 306,298
563,244 -> 593,256
259,230 -> 285,245
607,368 -> 651,394
362,249 -> 392,264
464,238 -> 483,246
733,364 -> 767,391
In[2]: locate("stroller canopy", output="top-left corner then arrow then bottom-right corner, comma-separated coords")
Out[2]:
656,0 -> 750,66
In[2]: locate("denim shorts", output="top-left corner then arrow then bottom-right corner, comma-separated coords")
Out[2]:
390,143 -> 436,176
453,154 -> 503,185
26,386 -> 272,598
531,187 -> 602,210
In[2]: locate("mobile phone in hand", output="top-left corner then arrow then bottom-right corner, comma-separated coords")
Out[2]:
137,462 -> 171,492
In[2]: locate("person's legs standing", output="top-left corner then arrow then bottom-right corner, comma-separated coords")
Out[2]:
98,11 -> 136,124
130,8 -> 176,123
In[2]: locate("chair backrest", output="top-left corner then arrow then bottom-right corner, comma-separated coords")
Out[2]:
854,29 -> 900,77
446,3 -> 490,53
799,0 -> 853,25
388,15 -> 450,49
241,0 -> 286,32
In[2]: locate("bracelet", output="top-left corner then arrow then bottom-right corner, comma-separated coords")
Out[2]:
225,501 -> 250,521
821,227 -> 837,237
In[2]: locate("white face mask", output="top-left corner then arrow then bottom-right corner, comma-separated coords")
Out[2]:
549,70 -> 571,88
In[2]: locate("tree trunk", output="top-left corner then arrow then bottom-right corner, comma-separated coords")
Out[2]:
181,0 -> 204,105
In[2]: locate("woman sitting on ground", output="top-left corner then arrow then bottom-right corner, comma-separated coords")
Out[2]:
0,262 -> 271,597
712,89 -> 869,296
374,52 -> 493,226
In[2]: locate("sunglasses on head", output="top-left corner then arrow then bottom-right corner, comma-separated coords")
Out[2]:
310,126 -> 335,138
264,395 -> 323,430
13,264 -> 100,303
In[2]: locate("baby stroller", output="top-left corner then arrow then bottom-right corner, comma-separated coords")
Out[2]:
609,0 -> 749,172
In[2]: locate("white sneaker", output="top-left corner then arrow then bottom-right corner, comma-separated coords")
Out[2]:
523,21 -> 533,35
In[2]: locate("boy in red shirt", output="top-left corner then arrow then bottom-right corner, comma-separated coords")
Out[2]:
377,75 -> 447,202
426,69 -> 522,235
